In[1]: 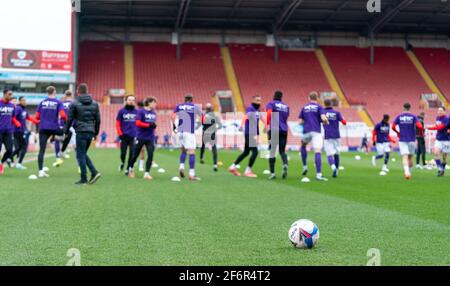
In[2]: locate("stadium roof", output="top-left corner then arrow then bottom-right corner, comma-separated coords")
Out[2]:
79,0 -> 450,35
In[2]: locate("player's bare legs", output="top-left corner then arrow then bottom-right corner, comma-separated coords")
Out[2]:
403,154 -> 413,179
300,142 -> 308,175
179,146 -> 187,178
187,148 -> 200,181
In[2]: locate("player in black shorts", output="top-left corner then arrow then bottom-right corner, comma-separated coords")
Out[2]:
200,103 -> 222,172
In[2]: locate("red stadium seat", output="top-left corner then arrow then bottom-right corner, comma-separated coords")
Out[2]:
133,42 -> 228,109
322,46 -> 431,124
77,41 -> 125,101
414,48 -> 450,102
229,44 -> 331,112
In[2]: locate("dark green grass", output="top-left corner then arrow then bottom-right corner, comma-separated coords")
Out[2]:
0,148 -> 449,265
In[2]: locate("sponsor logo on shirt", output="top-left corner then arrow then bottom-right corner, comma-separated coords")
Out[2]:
123,113 -> 136,121
274,102 -> 288,112
303,104 -> 319,112
380,126 -> 389,133
145,113 -> 156,121
398,115 -> 415,124
41,100 -> 58,109
0,106 -> 14,115
178,105 -> 195,112
325,112 -> 337,121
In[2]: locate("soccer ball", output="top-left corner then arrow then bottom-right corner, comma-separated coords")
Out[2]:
288,219 -> 320,249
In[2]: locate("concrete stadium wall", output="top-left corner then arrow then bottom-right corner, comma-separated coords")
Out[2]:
80,26 -> 450,49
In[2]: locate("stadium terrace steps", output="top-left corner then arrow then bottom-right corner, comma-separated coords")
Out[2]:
315,48 -> 374,127
413,48 -> 450,105
315,49 -> 349,107
77,41 -> 125,102
322,46 -> 432,124
124,44 -> 135,96
406,50 -> 448,108
133,42 -> 229,109
220,46 -> 245,112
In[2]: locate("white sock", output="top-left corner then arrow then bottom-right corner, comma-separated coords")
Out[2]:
403,165 -> 410,175
189,169 -> 195,177
245,167 -> 252,173
139,160 -> 144,168
179,163 -> 185,170
331,164 -> 336,170
317,173 -> 322,177
230,163 -> 236,169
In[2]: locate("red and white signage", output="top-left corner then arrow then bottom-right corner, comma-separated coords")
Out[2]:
40,50 -> 72,71
1,49 -> 72,71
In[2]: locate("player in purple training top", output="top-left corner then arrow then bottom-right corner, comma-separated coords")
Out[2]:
299,92 -> 329,181
392,102 -> 423,180
371,114 -> 396,174
229,95 -> 266,178
53,90 -> 75,167
127,97 -> 158,180
426,106 -> 450,177
0,89 -> 21,175
171,94 -> 202,181
266,91 -> 290,180
35,86 -> 67,178
322,99 -> 347,178
11,96 -> 38,170
2,97 -> 18,167
116,95 -> 137,175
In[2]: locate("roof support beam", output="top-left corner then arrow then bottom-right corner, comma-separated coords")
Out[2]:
419,2 -> 450,25
370,0 -> 415,34
83,25 -> 125,42
174,0 -> 191,31
273,0 -> 303,32
324,0 -> 351,22
228,0 -> 243,18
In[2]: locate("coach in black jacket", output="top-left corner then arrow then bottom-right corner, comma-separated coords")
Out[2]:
65,83 -> 101,185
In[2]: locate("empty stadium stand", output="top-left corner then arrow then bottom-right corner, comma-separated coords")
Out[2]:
133,42 -> 228,109
229,44 -> 332,113
77,41 -> 125,101
322,46 -> 432,123
414,48 -> 450,102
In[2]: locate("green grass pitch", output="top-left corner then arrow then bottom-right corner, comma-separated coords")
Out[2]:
0,148 -> 449,266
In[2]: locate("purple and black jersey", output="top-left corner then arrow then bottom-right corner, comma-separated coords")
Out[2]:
323,108 -> 343,139
116,107 -> 137,138
244,104 -> 261,136
36,98 -> 64,131
266,100 -> 289,132
173,102 -> 202,134
14,105 -> 28,133
393,113 -> 419,142
136,109 -> 157,141
0,100 -> 16,133
299,102 -> 324,133
435,115 -> 450,141
374,121 -> 391,143
59,100 -> 72,127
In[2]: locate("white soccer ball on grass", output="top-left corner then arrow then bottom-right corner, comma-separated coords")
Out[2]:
288,219 -> 320,249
